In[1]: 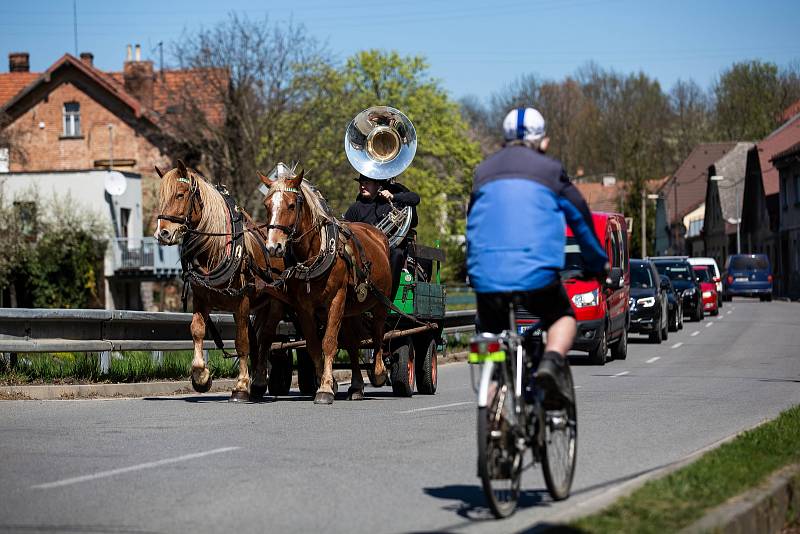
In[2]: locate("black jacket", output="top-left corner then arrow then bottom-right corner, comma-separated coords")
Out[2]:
343,182 -> 420,229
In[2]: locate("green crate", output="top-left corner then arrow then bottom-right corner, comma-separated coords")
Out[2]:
414,282 -> 446,319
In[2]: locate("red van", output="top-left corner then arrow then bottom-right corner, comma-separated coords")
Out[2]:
563,212 -> 630,365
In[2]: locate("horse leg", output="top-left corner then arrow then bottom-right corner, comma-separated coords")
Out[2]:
342,317 -> 365,401
295,311 -> 324,397
190,301 -> 213,393
229,300 -> 252,403
370,303 -> 389,387
250,301 -> 280,401
314,288 -> 347,405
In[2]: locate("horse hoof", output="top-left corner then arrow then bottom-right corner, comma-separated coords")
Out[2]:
346,386 -> 364,401
191,374 -> 212,393
249,384 -> 267,401
229,390 -> 249,403
314,391 -> 335,405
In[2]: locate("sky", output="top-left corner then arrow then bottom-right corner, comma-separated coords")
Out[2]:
1,0 -> 799,103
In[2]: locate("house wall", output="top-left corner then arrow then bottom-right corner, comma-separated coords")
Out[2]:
779,157 -> 800,299
3,81 -> 169,229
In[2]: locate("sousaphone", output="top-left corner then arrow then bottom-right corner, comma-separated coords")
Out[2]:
345,106 -> 417,247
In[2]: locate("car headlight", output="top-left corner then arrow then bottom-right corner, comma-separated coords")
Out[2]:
683,288 -> 696,297
572,289 -> 599,308
702,291 -> 712,298
636,296 -> 656,308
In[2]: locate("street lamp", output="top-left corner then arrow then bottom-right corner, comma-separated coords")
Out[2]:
710,175 -> 742,254
641,190 -> 660,258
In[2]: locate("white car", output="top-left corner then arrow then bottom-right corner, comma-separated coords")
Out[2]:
688,257 -> 722,306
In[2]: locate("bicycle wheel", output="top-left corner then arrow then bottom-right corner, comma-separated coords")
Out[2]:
477,365 -> 523,518
541,365 -> 577,501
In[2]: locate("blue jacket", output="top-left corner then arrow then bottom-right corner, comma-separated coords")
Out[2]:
466,145 -> 608,293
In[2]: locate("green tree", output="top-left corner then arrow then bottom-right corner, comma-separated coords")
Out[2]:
713,60 -> 784,141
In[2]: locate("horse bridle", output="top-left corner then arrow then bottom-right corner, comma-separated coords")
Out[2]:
156,175 -> 203,230
265,187 -> 306,242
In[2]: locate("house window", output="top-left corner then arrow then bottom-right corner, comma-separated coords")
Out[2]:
13,201 -> 37,240
795,175 -> 800,205
63,102 -> 81,137
0,147 -> 8,173
120,208 -> 131,238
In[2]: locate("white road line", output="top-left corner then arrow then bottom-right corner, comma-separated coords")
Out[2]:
726,311 -> 732,315
611,371 -> 629,377
398,401 -> 473,414
646,357 -> 660,363
691,331 -> 700,337
574,385 -> 583,390
706,322 -> 714,328
671,342 -> 683,349
31,447 -> 240,490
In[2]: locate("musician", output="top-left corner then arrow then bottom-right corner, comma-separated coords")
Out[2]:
344,174 -> 420,297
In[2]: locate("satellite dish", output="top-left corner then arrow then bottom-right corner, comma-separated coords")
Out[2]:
104,171 -> 127,196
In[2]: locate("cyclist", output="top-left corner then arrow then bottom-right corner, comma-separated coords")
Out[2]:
466,107 -> 609,405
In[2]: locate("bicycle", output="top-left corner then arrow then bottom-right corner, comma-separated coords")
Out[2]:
469,299 -> 578,518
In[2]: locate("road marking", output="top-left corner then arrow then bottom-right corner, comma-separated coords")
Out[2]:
398,401 -> 473,414
646,357 -> 660,363
31,447 -> 240,489
691,331 -> 700,337
574,385 -> 582,390
706,322 -> 714,328
726,311 -> 732,315
611,371 -> 629,377
671,342 -> 683,349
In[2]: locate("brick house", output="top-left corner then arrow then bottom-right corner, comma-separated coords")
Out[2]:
0,48 -> 225,309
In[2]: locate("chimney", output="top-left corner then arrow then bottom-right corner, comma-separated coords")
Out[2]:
9,52 -> 30,72
124,45 -> 154,108
126,44 -> 132,61
79,52 -> 94,67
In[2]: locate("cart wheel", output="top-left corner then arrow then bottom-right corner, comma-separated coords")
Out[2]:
414,335 -> 438,395
390,340 -> 414,397
362,349 -> 383,388
268,350 -> 292,396
296,349 -> 317,396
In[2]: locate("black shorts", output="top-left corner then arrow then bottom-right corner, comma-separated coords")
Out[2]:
476,281 -> 575,334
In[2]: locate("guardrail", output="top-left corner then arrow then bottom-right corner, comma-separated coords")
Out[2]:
0,308 -> 477,355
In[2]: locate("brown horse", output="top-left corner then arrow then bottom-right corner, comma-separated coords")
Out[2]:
259,169 -> 392,404
154,160 -> 284,402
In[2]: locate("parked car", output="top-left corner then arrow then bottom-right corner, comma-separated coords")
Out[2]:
558,212 -> 630,365
660,274 -> 684,332
723,254 -> 773,302
651,257 -> 704,322
628,259 -> 668,343
693,265 -> 719,316
688,257 -> 723,308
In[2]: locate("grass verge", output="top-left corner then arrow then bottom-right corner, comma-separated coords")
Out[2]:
570,404 -> 800,533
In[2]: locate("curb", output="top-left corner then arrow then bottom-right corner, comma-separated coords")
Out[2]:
681,463 -> 800,534
0,351 -> 469,400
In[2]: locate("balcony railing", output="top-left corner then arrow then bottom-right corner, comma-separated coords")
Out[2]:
112,237 -> 181,277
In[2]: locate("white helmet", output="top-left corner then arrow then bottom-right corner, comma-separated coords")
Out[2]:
503,107 -> 546,142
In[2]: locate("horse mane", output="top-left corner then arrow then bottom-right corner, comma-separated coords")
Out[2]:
266,175 -> 335,228
159,167 -> 236,268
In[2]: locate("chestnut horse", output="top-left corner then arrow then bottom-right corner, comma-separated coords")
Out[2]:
259,169 -> 392,404
155,160 -> 284,402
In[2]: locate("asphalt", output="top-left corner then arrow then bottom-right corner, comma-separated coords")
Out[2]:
0,299 -> 799,534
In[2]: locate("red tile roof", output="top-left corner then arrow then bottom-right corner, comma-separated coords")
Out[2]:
658,142 -> 738,223
755,113 -> 800,196
782,99 -> 800,123
0,72 -> 38,106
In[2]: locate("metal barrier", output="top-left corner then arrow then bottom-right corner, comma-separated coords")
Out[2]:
0,308 -> 477,354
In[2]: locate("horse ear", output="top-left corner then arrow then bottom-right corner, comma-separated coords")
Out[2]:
287,168 -> 304,188
257,171 -> 272,188
154,165 -> 164,178
177,159 -> 188,177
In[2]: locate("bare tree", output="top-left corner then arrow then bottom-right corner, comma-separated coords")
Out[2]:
166,14 -> 328,214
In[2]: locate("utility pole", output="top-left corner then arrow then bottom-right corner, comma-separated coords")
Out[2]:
641,189 -> 647,258
73,0 -> 78,56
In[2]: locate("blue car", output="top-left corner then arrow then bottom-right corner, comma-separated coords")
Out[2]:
723,254 -> 773,302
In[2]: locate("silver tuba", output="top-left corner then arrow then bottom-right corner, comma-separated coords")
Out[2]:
345,106 -> 416,247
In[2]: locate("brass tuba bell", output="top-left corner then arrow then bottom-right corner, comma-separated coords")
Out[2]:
345,106 -> 416,248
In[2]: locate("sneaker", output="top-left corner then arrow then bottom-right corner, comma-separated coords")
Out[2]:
535,352 -> 574,407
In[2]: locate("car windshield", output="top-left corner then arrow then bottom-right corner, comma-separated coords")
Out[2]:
654,261 -> 692,281
630,263 -> 654,288
564,237 -> 584,271
694,267 -> 712,282
730,256 -> 768,270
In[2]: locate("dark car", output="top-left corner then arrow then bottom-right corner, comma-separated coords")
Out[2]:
651,258 -> 704,322
723,254 -> 773,302
628,259 -> 668,343
660,274 -> 684,332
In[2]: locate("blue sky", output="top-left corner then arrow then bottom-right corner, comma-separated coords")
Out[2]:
1,0 -> 799,103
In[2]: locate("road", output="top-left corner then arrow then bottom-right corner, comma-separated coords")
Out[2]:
1,300 -> 799,534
